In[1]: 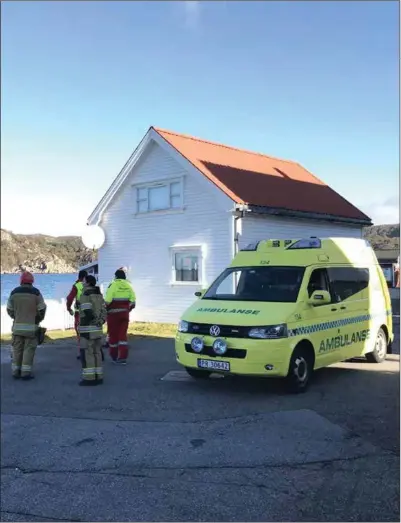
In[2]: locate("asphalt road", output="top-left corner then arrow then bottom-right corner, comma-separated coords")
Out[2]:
1,322 -> 399,522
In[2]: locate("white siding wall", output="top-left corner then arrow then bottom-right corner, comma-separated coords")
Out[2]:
98,141 -> 234,324
239,215 -> 363,249
1,300 -> 75,335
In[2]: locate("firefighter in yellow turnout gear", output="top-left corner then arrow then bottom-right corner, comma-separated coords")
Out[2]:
66,270 -> 88,359
78,275 -> 107,386
6,271 -> 47,380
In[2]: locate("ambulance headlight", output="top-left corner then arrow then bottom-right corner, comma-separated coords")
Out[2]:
178,320 -> 189,333
191,337 -> 204,353
213,338 -> 227,355
248,324 -> 288,339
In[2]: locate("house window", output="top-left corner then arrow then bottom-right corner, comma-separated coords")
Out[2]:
171,247 -> 202,283
135,179 -> 183,213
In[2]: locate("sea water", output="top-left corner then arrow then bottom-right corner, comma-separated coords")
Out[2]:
1,273 -> 76,306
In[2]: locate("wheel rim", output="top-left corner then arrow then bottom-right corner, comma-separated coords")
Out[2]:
375,331 -> 387,359
294,356 -> 308,383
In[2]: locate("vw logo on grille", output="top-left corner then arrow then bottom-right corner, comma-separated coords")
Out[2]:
210,325 -> 221,337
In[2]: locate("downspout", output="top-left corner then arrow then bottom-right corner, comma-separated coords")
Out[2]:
233,212 -> 243,256
232,207 -> 245,289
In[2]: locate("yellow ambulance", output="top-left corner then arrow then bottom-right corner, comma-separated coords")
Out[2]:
175,237 -> 394,393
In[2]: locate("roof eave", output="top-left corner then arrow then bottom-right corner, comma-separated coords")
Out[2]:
241,204 -> 373,227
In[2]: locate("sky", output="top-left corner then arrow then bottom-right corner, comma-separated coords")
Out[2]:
1,0 -> 399,237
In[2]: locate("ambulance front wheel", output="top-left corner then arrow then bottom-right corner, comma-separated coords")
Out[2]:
365,328 -> 387,363
285,345 -> 314,394
185,367 -> 212,379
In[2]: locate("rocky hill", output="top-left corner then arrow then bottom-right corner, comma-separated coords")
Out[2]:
363,223 -> 399,251
1,229 -> 97,274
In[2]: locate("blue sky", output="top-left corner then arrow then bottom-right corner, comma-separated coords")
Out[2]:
2,0 -> 399,236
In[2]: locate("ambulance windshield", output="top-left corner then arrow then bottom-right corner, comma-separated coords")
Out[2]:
203,266 -> 305,303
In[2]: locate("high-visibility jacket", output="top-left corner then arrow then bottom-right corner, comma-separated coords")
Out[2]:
66,280 -> 84,313
105,279 -> 136,315
74,282 -> 84,312
79,285 -> 107,340
7,284 -> 47,336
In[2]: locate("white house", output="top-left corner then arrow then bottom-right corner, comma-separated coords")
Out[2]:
86,126 -> 372,324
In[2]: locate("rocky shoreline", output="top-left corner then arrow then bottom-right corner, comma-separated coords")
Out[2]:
1,229 -> 95,275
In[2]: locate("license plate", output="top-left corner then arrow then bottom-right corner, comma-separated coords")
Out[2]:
197,359 -> 230,372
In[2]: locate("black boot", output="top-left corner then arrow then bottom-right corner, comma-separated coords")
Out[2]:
21,375 -> 34,381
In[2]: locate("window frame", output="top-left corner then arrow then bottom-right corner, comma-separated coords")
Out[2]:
307,268 -> 331,303
133,177 -> 184,215
170,245 -> 203,286
326,266 -> 370,303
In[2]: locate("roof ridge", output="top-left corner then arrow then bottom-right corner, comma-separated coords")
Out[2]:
153,126 -> 300,167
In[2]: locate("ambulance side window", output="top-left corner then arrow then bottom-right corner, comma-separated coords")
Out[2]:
307,269 -> 329,298
327,267 -> 369,302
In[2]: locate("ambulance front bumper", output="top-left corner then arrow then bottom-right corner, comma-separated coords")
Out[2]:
175,333 -> 294,377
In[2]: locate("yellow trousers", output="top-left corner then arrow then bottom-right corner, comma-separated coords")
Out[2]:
12,335 -> 37,377
80,338 -> 103,381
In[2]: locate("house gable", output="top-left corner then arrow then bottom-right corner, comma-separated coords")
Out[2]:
95,136 -> 235,323
87,127 -> 234,226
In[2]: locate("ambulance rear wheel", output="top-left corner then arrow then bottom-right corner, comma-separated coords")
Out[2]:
366,328 -> 387,363
185,367 -> 211,379
285,346 -> 314,394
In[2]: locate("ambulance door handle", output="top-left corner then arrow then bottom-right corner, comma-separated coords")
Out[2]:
340,306 -> 346,310
331,308 -> 337,312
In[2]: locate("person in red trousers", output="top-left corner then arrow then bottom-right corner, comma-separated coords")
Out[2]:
66,270 -> 88,359
104,269 -> 136,364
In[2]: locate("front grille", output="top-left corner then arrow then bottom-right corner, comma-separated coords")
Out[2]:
185,344 -> 247,359
188,323 -> 250,338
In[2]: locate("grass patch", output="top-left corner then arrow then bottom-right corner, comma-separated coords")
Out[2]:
128,322 -> 176,339
0,322 -> 177,345
0,328 -> 76,346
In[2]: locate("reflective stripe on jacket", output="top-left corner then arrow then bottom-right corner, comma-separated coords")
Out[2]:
105,279 -> 136,314
7,284 -> 47,336
79,285 -> 107,340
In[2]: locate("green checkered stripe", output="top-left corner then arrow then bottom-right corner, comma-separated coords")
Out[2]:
288,309 -> 391,338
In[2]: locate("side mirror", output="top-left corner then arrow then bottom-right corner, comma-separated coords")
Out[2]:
194,289 -> 206,298
308,290 -> 331,306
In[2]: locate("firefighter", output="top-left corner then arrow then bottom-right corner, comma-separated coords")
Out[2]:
66,269 -> 88,359
105,268 -> 136,364
6,271 -> 47,380
78,275 -> 107,386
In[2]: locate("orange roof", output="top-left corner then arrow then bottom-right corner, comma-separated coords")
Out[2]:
154,127 -> 370,223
